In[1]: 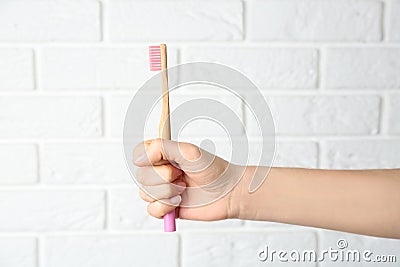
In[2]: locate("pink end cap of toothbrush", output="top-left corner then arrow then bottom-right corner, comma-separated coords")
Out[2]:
149,46 -> 162,71
164,210 -> 176,232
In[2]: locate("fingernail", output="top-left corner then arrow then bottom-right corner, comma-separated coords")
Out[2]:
134,153 -> 147,165
169,195 -> 182,205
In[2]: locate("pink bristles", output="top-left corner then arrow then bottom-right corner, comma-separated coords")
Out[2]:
149,45 -> 162,71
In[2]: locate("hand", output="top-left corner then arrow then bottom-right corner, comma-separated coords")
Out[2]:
134,139 -> 400,238
133,138 -> 243,221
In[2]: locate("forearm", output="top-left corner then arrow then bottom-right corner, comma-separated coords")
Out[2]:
230,167 -> 400,238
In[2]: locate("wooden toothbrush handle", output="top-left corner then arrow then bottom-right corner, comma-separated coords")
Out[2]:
159,44 -> 176,232
159,44 -> 171,140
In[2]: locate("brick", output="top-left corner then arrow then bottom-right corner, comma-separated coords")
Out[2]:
0,97 -> 102,138
170,90 -> 245,137
248,0 -> 382,41
109,95 -> 135,138
388,0 -> 400,41
318,230 -> 400,267
325,48 -> 400,88
246,95 -> 380,135
0,144 -> 37,184
182,231 -> 317,266
42,48 -> 178,90
0,191 -> 104,231
43,235 -> 179,267
387,94 -> 400,134
108,188 -> 163,230
41,143 -> 131,184
109,1 -> 243,41
182,47 -> 318,89
0,237 -> 36,267
0,1 -> 100,41
0,49 -> 34,90
321,140 -> 400,169
272,141 -> 318,168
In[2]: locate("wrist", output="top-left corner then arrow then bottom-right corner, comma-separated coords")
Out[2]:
227,166 -> 256,219
228,166 -> 278,221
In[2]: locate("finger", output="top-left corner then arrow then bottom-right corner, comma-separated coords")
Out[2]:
133,140 -> 169,166
142,181 -> 186,200
147,196 -> 182,219
135,164 -> 183,186
133,138 -> 203,168
139,189 -> 156,203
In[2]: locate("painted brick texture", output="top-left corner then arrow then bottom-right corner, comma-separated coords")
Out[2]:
0,0 -> 399,266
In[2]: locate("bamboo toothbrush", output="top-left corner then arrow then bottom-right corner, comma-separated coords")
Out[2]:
149,44 -> 176,232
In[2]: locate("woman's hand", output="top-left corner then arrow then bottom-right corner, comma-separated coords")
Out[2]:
133,138 -> 241,221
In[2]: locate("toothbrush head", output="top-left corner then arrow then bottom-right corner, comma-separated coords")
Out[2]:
149,45 -> 162,71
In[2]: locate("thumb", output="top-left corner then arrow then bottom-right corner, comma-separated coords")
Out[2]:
133,139 -> 215,173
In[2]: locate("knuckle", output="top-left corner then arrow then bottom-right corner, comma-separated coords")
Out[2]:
153,138 -> 162,148
181,142 -> 201,160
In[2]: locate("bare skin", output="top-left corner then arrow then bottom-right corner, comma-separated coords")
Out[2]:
133,139 -> 400,239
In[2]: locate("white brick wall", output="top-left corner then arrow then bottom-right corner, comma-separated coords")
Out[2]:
388,94 -> 400,134
0,191 -> 105,231
0,1 -> 100,42
0,237 -> 36,267
317,230 -> 400,267
43,235 -> 179,267
247,0 -> 382,41
42,48 -> 178,90
41,143 -> 131,184
0,97 -> 102,138
388,0 -> 400,41
108,1 -> 243,41
1,0 -> 399,266
0,144 -> 37,184
182,231 -> 317,267
245,95 -> 381,136
321,140 -> 400,169
108,188 -> 163,230
182,47 -> 318,89
0,49 -> 34,90
325,48 -> 400,88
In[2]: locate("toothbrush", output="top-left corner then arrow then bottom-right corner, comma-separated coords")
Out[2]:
149,44 -> 176,232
